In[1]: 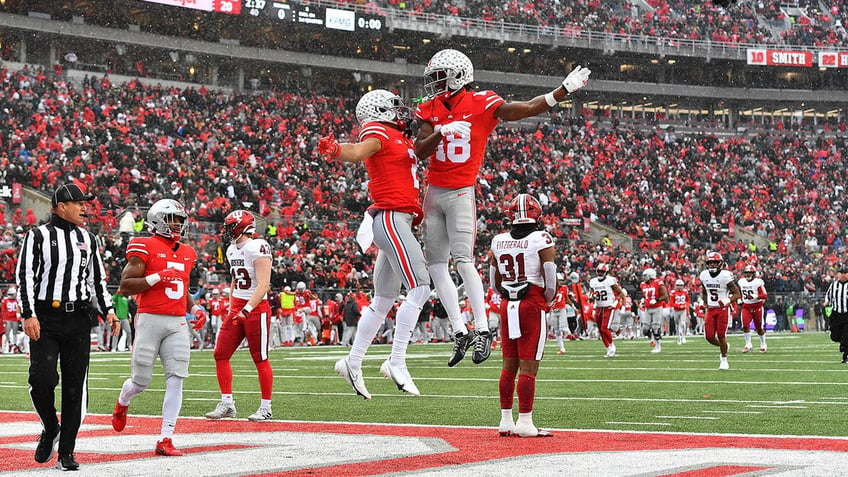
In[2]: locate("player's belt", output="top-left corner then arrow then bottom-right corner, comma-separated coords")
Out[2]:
35,300 -> 88,313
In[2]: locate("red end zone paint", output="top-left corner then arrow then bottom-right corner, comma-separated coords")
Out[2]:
1,411 -> 848,476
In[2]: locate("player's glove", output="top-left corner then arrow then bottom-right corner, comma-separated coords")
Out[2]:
159,268 -> 182,283
649,298 -> 657,305
438,121 -> 471,138
190,307 -> 207,331
562,65 -> 591,93
317,134 -> 341,158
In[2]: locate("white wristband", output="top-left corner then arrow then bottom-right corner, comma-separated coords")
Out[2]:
242,304 -> 254,315
191,305 -> 201,315
145,273 -> 161,286
544,92 -> 558,107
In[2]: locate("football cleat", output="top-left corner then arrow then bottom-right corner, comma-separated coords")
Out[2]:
112,400 -> 129,432
742,346 -> 751,353
205,401 -> 237,420
514,420 -> 554,438
498,416 -> 515,437
55,453 -> 79,470
380,359 -> 420,396
247,407 -> 273,422
155,437 -> 183,456
35,425 -> 60,463
557,349 -> 566,355
335,358 -> 371,400
604,345 -> 616,358
448,331 -> 475,367
472,330 -> 493,364
759,347 -> 767,353
719,358 -> 730,370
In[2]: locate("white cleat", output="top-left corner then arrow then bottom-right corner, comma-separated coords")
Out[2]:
742,346 -> 751,353
205,401 -> 237,419
651,343 -> 662,353
335,358 -> 372,400
379,359 -> 420,396
719,358 -> 730,370
604,345 -> 616,358
247,407 -> 273,422
514,419 -> 553,438
498,416 -> 515,437
759,346 -> 767,353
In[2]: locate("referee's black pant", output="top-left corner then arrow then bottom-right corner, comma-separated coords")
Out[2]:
829,311 -> 848,355
29,303 -> 91,456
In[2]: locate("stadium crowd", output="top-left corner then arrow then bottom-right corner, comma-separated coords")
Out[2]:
0,63 -> 844,302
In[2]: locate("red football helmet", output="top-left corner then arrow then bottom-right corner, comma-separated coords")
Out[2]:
223,210 -> 257,243
596,263 -> 610,276
743,264 -> 756,276
508,194 -> 542,224
705,251 -> 724,272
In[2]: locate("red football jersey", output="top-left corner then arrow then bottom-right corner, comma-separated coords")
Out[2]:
1,297 -> 19,322
640,279 -> 665,309
360,122 -> 422,216
668,289 -> 691,311
415,89 -> 504,189
552,285 -> 571,310
126,235 -> 197,316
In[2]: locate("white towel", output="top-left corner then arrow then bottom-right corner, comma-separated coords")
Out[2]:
356,212 -> 375,252
507,301 -> 521,339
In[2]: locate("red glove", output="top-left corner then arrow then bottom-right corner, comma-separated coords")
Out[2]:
159,268 -> 182,283
318,134 -> 341,158
191,308 -> 207,331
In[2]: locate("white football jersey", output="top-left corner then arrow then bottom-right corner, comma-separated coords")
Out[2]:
490,230 -> 554,288
698,269 -> 736,307
589,276 -> 620,307
738,277 -> 766,305
226,238 -> 272,300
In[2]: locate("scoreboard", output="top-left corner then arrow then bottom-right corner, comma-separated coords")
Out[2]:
244,1 -> 383,31
140,0 -> 242,15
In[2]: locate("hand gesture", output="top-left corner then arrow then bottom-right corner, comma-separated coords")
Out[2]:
191,308 -> 207,331
439,121 -> 471,138
159,268 -> 182,283
562,65 -> 591,93
318,134 -> 341,158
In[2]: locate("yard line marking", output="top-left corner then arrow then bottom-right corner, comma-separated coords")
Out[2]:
703,410 -> 762,414
656,416 -> 719,420
748,405 -> 808,409
606,421 -> 672,426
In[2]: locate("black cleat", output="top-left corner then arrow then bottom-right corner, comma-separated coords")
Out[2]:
448,332 -> 475,367
56,453 -> 79,471
472,330 -> 493,364
34,425 -> 60,463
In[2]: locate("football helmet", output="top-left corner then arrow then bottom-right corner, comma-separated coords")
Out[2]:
642,268 -> 657,281
743,264 -> 756,277
223,210 -> 257,243
596,263 -> 610,277
569,272 -> 580,284
6,287 -> 16,297
147,199 -> 188,241
508,194 -> 542,224
355,89 -> 411,127
211,288 -> 220,296
674,279 -> 685,288
706,251 -> 724,272
296,281 -> 306,292
423,49 -> 474,99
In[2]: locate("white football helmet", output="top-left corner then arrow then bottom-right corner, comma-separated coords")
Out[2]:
569,272 -> 580,284
147,199 -> 188,241
642,268 -> 657,281
296,281 -> 307,292
423,49 -> 474,98
6,287 -> 16,297
355,89 -> 410,126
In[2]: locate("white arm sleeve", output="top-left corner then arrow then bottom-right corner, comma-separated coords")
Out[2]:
543,262 -> 557,303
489,265 -> 500,296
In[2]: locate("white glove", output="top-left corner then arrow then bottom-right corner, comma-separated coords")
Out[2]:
718,298 -> 731,307
649,298 -> 657,305
562,65 -> 591,93
438,121 -> 471,138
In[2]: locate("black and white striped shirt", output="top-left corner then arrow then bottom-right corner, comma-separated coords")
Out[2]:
15,215 -> 113,319
826,279 -> 848,314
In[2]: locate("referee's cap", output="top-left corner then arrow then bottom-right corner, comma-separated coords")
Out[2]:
52,183 -> 94,207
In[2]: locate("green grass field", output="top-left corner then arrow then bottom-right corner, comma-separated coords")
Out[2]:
2,332 -> 845,437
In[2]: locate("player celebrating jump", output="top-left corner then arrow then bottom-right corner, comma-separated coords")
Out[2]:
414,48 -> 590,367
205,210 -> 275,422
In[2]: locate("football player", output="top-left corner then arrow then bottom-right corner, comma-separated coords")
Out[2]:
548,274 -> 572,354
490,194 -> 556,438
589,263 -> 625,358
112,199 -> 207,456
738,264 -> 768,353
640,268 -> 669,353
669,279 -> 691,345
206,210 -> 275,422
319,89 -> 431,399
415,49 -> 590,366
699,251 -> 742,370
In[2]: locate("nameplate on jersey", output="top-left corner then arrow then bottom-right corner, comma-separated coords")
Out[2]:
500,282 -> 530,301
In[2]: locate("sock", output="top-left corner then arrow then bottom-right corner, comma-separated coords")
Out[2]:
255,359 -> 274,400
161,375 -> 183,439
744,332 -> 751,346
456,261 -> 489,333
499,368 -> 516,410
260,399 -> 272,410
390,301 -> 418,366
760,334 -> 766,346
556,334 -> 564,350
221,394 -> 234,405
501,408 -> 513,420
517,373 -> 536,414
119,379 -> 146,406
517,411 -> 533,425
215,359 -> 234,395
348,306 -> 384,369
429,263 -> 468,334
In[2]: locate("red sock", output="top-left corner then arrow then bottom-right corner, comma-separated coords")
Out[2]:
215,359 -> 233,395
256,359 -> 274,400
517,373 -> 536,414
499,369 -> 517,410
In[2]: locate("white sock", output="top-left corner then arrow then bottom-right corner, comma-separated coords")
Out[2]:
390,301 -> 419,366
119,379 -> 146,406
260,399 -> 271,410
161,375 -> 183,439
221,394 -> 234,405
517,411 -> 533,424
456,261 -> 489,333
556,334 -> 564,350
501,408 -> 513,420
429,263 -> 468,335
348,306 -> 384,370
760,334 -> 766,346
744,332 -> 751,347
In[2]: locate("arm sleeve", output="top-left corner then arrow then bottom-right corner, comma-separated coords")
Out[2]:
489,265 -> 500,296
543,262 -> 557,303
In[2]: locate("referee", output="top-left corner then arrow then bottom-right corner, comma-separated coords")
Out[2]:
15,183 -> 119,470
824,266 -> 848,363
